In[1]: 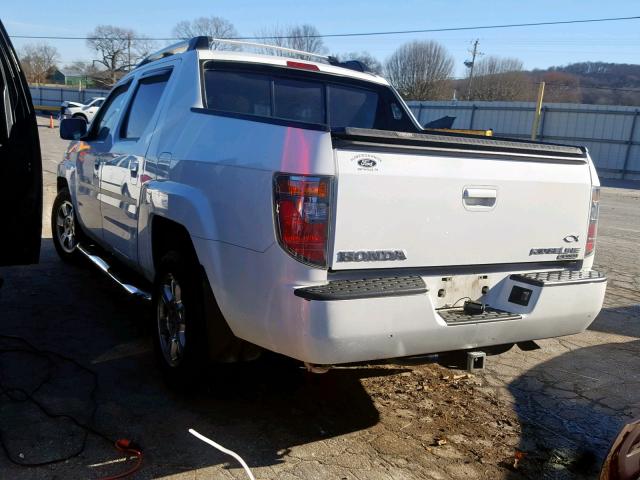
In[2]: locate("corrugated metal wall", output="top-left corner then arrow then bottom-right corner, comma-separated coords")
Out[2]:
29,85 -> 110,108
407,100 -> 640,180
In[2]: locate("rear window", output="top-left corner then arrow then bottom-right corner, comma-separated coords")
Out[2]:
207,71 -> 271,116
274,78 -> 324,124
202,64 -> 416,132
328,85 -> 378,129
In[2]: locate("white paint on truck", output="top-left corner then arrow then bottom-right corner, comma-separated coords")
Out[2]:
54,39 -> 606,369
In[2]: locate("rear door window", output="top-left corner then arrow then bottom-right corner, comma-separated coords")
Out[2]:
121,71 -> 171,139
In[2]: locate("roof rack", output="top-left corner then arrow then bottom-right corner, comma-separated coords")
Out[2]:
136,36 -> 371,73
136,37 -> 208,68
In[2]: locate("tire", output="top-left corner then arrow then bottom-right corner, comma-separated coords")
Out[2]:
51,188 -> 84,263
151,249 -> 211,384
152,247 -> 253,386
72,113 -> 88,122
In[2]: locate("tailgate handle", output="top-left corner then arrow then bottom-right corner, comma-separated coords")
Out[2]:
463,187 -> 497,210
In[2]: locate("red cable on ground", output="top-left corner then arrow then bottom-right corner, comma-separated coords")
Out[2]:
97,439 -> 143,480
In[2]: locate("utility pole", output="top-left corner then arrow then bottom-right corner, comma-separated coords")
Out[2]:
464,39 -> 482,100
530,82 -> 546,140
127,34 -> 132,72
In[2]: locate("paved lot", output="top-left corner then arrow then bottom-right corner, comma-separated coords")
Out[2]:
0,116 -> 638,479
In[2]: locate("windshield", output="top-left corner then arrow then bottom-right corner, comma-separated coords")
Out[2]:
202,62 -> 418,132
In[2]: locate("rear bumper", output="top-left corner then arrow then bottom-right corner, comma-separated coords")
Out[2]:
191,237 -> 606,366
294,269 -> 606,364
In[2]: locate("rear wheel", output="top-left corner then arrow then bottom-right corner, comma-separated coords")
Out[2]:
51,188 -> 83,262
152,247 -> 255,386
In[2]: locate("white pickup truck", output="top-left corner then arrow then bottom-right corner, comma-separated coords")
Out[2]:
54,37 -> 606,382
59,97 -> 105,123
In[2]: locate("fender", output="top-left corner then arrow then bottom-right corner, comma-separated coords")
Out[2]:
138,178 -> 276,279
138,180 -> 215,279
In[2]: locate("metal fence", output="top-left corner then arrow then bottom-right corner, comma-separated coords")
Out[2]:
26,87 -> 640,180
407,100 -> 640,180
29,85 -> 110,109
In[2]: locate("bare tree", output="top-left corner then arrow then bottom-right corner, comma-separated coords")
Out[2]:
384,40 -> 454,100
87,25 -> 155,84
467,56 -> 529,101
332,51 -> 383,74
172,16 -> 239,50
256,24 -> 327,57
19,43 -> 59,84
539,71 -> 581,103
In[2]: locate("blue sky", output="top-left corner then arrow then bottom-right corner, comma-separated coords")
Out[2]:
3,0 -> 639,76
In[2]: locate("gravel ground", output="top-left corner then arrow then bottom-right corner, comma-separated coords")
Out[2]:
0,116 -> 637,479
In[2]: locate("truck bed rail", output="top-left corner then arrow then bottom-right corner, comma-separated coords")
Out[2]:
331,127 -> 588,161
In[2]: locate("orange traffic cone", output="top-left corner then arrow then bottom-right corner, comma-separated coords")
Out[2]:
49,114 -> 54,129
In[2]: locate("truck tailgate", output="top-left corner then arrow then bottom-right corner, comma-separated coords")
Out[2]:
330,129 -> 592,270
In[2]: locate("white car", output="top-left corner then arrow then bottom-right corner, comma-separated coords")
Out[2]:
54,37 -> 606,383
59,97 -> 105,123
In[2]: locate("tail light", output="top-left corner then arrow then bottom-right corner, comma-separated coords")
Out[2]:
274,174 -> 332,268
585,186 -> 600,256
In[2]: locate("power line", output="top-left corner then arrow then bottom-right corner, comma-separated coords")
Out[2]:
8,15 -> 640,41
546,83 -> 640,93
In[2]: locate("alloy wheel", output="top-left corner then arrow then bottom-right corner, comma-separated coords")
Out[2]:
157,273 -> 187,367
55,200 -> 77,253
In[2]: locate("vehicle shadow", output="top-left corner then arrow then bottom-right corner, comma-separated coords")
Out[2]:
0,239 -> 396,478
587,303 -> 640,337
505,305 -> 640,479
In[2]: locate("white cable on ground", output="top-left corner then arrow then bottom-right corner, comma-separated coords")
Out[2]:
188,428 -> 256,480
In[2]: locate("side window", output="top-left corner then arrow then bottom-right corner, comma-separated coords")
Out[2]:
121,71 -> 171,139
93,85 -> 129,141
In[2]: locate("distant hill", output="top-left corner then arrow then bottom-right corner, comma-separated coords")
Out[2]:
531,62 -> 640,106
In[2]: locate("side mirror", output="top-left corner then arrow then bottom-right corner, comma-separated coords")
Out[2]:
60,118 -> 87,140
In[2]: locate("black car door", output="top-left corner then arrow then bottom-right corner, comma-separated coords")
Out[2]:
0,20 -> 43,266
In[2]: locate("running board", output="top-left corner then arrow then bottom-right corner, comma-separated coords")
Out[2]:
77,245 -> 152,301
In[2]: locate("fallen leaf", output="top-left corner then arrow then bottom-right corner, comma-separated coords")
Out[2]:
513,449 -> 527,469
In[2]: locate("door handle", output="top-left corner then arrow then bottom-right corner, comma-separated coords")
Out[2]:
463,187 -> 497,210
